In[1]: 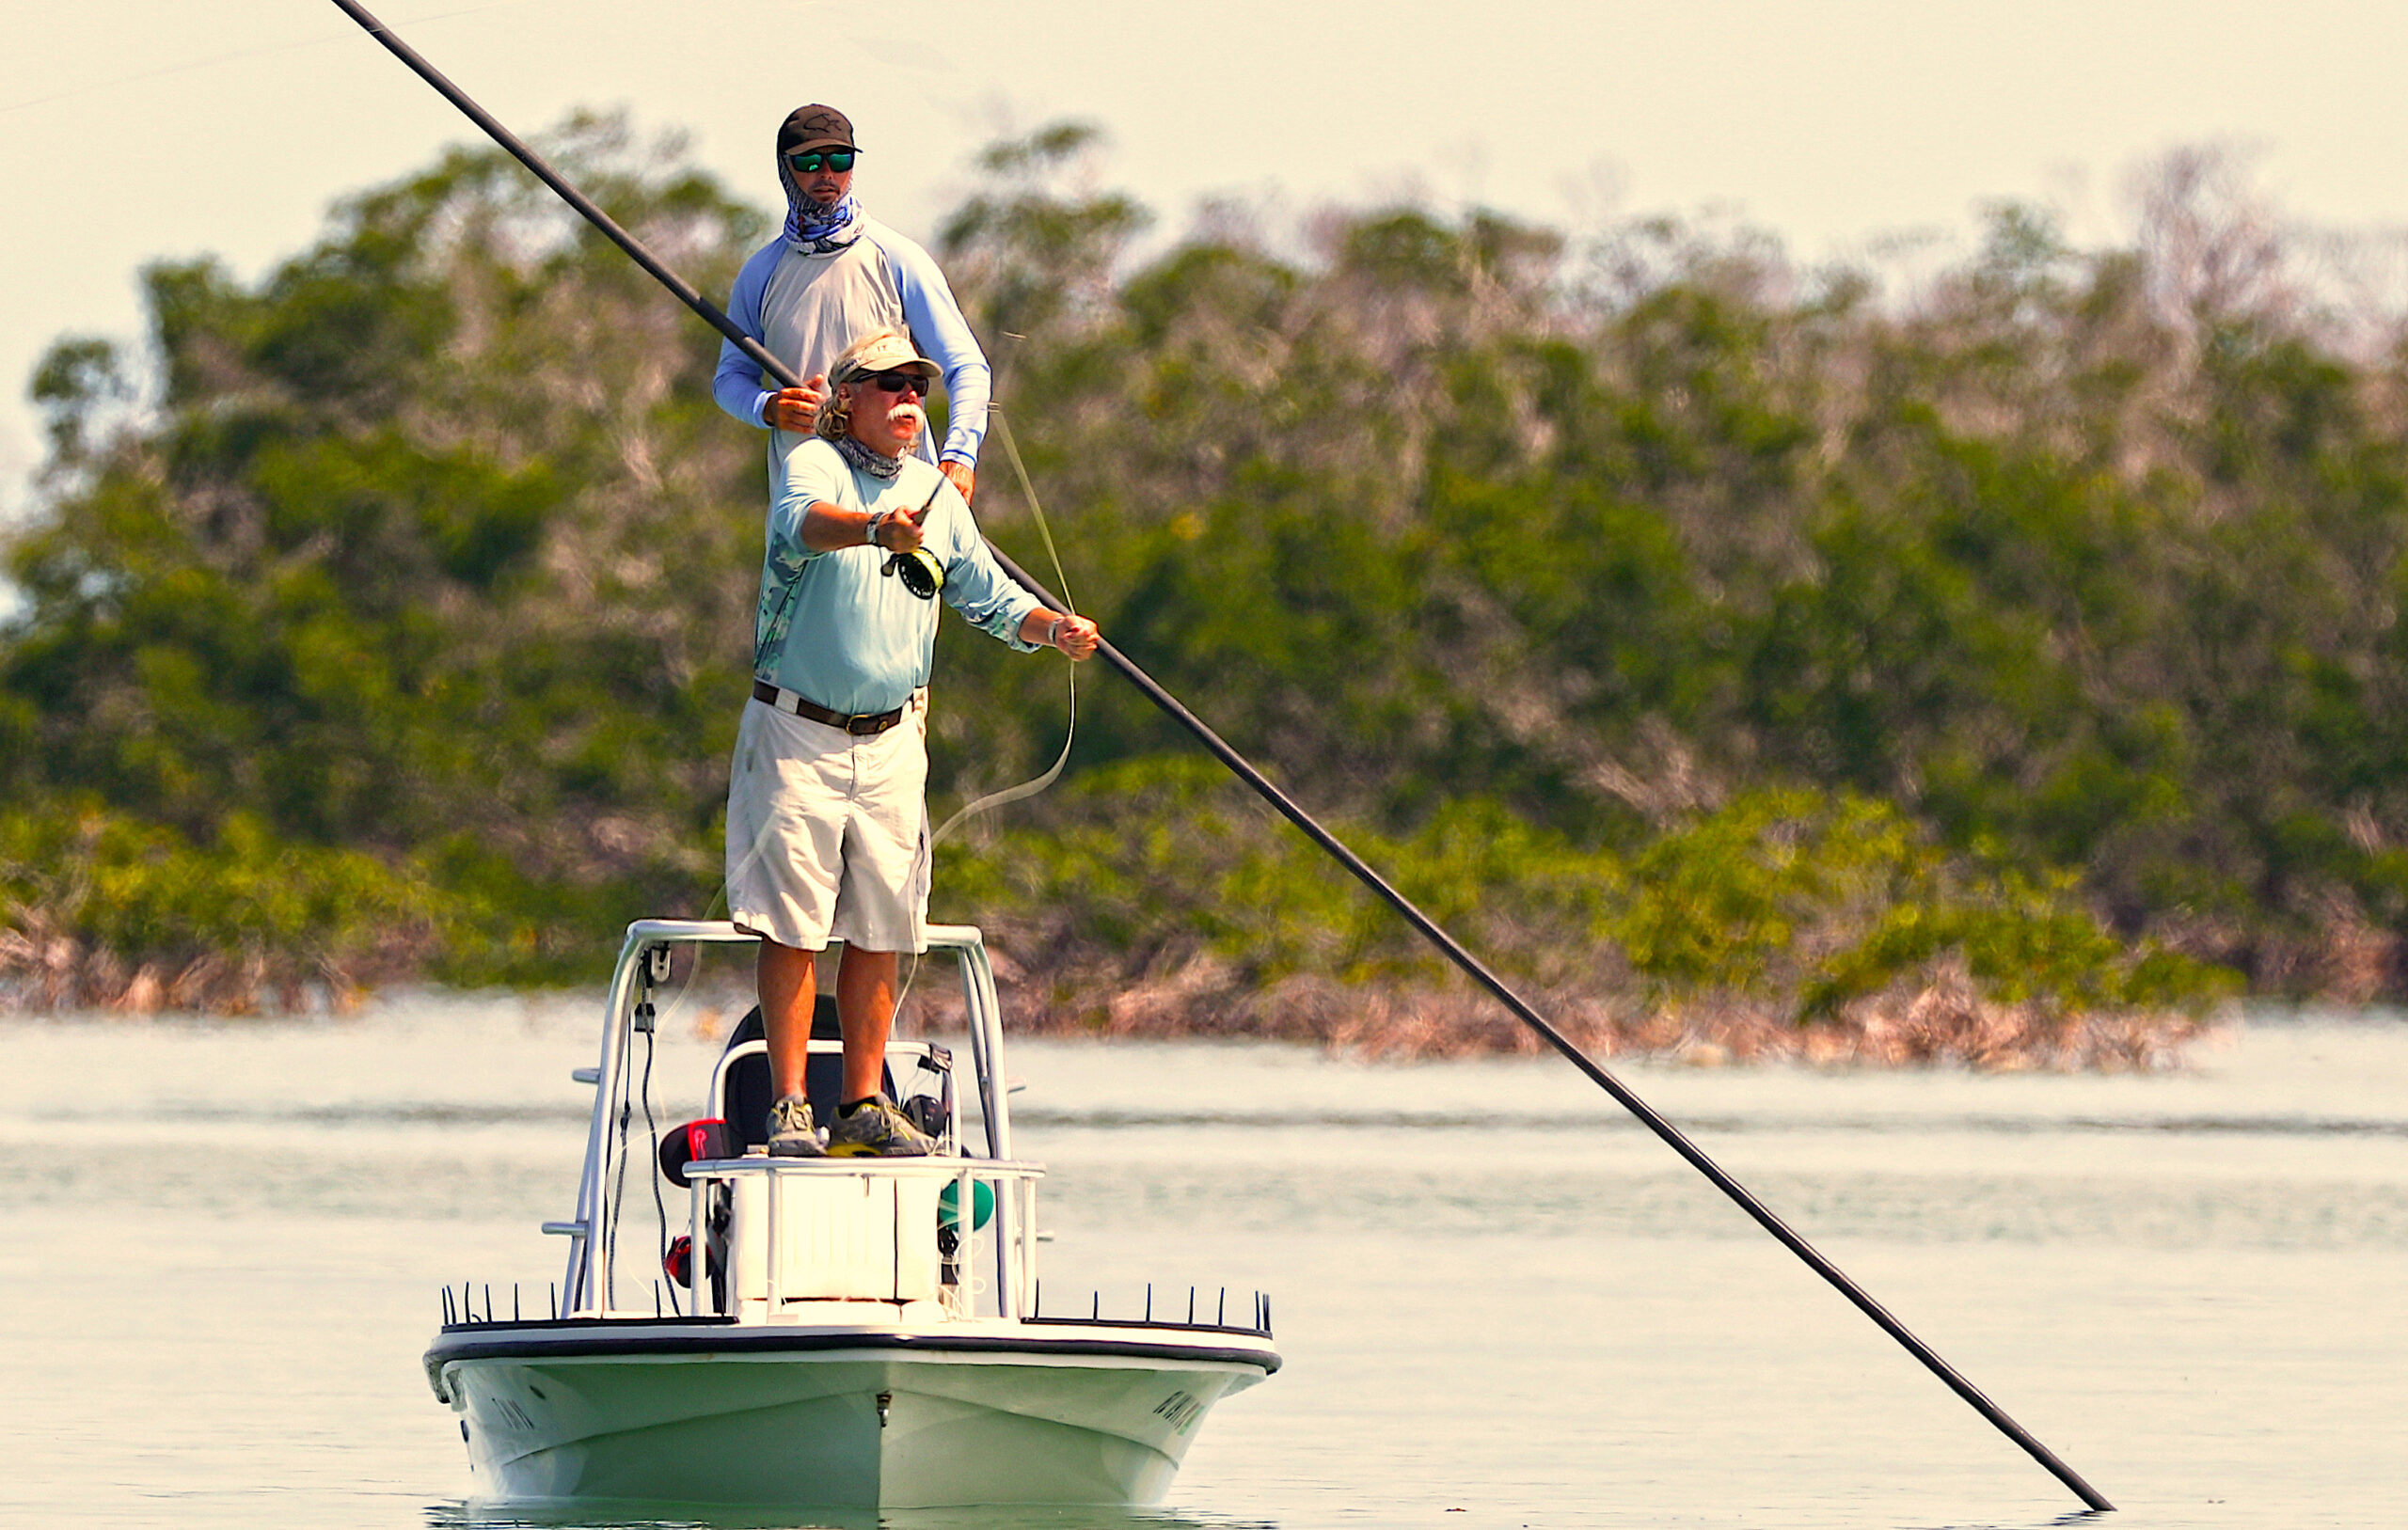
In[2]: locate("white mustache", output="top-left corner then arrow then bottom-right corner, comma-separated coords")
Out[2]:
892,402 -> 927,431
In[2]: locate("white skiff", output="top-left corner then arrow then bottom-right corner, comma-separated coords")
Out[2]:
424,919 -> 1278,1509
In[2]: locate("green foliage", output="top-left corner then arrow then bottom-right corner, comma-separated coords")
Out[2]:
1610,789 -> 2227,1017
941,775 -> 2226,1024
2,114 -> 755,995
0,798 -> 447,997
0,121 -> 2381,1020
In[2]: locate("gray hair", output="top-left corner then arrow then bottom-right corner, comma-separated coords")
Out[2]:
813,390 -> 852,442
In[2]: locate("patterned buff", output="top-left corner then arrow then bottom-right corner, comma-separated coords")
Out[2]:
782,152 -> 864,256
835,434 -> 903,479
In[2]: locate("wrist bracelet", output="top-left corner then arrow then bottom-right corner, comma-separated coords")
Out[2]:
865,510 -> 889,548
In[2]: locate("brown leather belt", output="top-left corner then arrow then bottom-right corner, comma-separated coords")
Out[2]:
752,679 -> 906,735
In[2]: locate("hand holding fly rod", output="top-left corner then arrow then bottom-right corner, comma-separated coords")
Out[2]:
323,0 -> 2109,1508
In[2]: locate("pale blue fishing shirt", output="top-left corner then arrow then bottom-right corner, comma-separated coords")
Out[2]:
711,218 -> 991,499
755,439 -> 1042,717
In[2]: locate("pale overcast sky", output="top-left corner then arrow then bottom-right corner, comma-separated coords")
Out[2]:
8,0 -> 2408,516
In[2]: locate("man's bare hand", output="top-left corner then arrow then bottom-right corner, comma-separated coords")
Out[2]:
1053,613 -> 1100,660
941,460 -> 975,504
767,375 -> 828,432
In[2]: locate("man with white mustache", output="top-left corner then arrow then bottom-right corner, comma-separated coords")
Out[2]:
727,329 -> 1101,1158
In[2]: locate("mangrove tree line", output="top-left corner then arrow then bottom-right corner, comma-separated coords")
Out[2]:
16,117 -> 2401,1057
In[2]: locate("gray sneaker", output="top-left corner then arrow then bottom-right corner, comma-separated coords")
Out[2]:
826,1095 -> 941,1158
766,1094 -> 825,1158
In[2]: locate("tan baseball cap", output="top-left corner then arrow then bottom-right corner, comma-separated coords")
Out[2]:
832,329 -> 940,382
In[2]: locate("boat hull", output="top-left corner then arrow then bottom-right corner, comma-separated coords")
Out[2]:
429,1321 -> 1276,1508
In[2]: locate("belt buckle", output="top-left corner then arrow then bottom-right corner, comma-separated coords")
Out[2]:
846,713 -> 886,736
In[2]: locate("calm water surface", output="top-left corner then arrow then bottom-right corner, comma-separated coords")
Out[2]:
2,993 -> 2401,1529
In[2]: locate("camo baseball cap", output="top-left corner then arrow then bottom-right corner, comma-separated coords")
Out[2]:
778,104 -> 856,155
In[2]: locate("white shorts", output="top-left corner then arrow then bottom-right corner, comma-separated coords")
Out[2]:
725,691 -> 930,954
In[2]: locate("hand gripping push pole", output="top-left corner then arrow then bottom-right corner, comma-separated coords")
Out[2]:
325,0 -> 2112,1510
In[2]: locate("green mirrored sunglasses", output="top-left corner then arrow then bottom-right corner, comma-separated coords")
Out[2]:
786,150 -> 856,174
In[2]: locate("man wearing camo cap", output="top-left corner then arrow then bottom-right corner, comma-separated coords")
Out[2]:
711,104 -> 990,509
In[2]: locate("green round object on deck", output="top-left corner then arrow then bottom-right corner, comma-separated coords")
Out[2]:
938,1178 -> 995,1231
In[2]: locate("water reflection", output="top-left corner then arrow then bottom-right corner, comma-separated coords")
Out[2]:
427,1500 -> 1276,1530
3,1011 -> 2402,1528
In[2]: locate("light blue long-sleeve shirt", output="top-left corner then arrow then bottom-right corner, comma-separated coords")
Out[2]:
754,440 -> 1042,716
711,220 -> 991,471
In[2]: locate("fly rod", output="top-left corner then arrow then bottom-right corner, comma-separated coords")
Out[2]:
325,0 -> 2112,1509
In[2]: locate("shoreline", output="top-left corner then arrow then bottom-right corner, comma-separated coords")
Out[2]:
1,963 -> 2236,1072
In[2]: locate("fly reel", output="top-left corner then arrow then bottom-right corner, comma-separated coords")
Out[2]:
884,547 -> 944,600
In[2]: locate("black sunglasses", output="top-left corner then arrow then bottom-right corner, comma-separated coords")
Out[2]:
786,150 -> 856,174
864,371 -> 930,398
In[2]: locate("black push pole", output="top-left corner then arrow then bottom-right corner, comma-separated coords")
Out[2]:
325,1 -> 2112,1510
990,545 -> 2115,1518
